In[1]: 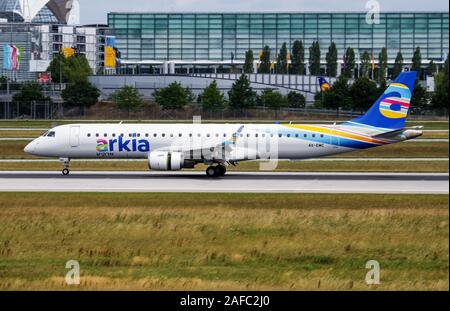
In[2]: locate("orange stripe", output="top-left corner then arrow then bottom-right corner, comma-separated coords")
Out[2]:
286,125 -> 387,145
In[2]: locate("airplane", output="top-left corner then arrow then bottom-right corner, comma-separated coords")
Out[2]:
24,72 -> 423,177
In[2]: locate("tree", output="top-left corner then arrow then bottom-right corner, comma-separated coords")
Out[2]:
198,80 -> 225,111
277,43 -> 288,74
309,41 -> 321,75
349,77 -> 382,113
153,82 -> 194,110
12,81 -> 49,105
47,54 -> 92,83
325,42 -> 338,77
287,91 -> 306,109
411,47 -> 422,80
65,55 -> 93,83
110,85 -> 143,117
392,52 -> 404,80
427,60 -> 437,77
411,82 -> 429,114
343,47 -> 356,79
0,76 -> 8,91
318,76 -> 351,114
47,53 -> 68,83
291,40 -> 305,75
244,50 -> 254,74
431,54 -> 449,114
258,46 -> 271,74
228,74 -> 256,109
378,47 -> 388,86
260,89 -> 288,111
61,80 -> 99,114
360,51 -> 371,79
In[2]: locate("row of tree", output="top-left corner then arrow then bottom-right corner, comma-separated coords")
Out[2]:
243,41 -> 442,83
110,75 -> 306,115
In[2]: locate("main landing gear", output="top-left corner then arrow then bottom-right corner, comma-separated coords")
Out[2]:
206,165 -> 227,177
61,158 -> 70,176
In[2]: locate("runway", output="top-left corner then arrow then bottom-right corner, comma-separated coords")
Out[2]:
0,171 -> 447,194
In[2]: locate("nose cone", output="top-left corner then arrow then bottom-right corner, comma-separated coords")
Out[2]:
24,141 -> 36,154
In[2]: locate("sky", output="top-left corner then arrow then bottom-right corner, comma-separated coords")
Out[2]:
78,0 -> 449,24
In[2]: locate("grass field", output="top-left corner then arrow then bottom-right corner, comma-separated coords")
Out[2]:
0,160 -> 447,173
0,193 -> 447,291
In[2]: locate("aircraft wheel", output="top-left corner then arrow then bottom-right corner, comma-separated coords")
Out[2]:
62,169 -> 70,176
216,165 -> 227,176
206,166 -> 218,177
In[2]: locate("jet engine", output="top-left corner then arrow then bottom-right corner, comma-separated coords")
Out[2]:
148,151 -> 192,171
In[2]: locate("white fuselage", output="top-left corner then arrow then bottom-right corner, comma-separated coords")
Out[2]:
25,123 -> 365,162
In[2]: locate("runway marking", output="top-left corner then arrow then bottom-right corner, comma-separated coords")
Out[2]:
0,172 -> 447,194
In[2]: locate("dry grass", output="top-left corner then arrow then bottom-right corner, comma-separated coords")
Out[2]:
0,193 -> 448,291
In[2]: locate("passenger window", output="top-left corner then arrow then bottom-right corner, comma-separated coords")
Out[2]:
255,134 -> 259,138
153,134 -> 157,137
224,134 -> 227,138
321,134 -> 324,138
104,134 -> 107,137
279,134 -> 282,138
162,134 -> 166,137
304,134 -> 307,138
87,133 -> 91,137
189,133 -> 193,137
170,134 -> 174,138
96,134 -> 99,137
179,134 -> 182,137
112,134 -> 116,137
207,134 -> 211,138
312,134 -> 316,138
120,134 -> 124,137
287,134 -> 291,138
295,134 -> 299,138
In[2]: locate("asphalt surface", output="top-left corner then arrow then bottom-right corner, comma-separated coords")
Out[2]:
0,171 -> 447,194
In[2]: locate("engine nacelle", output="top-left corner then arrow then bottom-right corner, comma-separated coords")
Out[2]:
148,151 -> 185,171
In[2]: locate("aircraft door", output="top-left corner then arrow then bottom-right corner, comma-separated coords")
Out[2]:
69,126 -> 80,147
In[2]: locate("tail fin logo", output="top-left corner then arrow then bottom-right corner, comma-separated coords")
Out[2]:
318,77 -> 331,92
379,83 -> 411,119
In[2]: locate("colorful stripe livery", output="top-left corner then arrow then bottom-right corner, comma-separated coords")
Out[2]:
379,83 -> 411,119
350,72 -> 416,130
283,124 -> 390,149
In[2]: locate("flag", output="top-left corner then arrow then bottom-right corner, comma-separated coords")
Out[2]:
62,47 -> 75,58
3,44 -> 21,71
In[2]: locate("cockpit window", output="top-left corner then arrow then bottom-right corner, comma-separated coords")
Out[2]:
42,131 -> 49,137
47,131 -> 56,137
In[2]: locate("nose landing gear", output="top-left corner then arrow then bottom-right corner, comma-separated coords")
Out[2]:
206,165 -> 227,177
60,158 -> 71,176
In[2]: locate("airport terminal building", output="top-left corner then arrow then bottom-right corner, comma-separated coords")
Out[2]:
108,12 -> 449,74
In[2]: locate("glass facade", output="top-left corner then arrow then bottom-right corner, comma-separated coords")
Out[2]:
0,0 -> 59,23
108,12 -> 449,63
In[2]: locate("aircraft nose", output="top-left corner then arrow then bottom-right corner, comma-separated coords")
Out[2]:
24,141 -> 36,154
